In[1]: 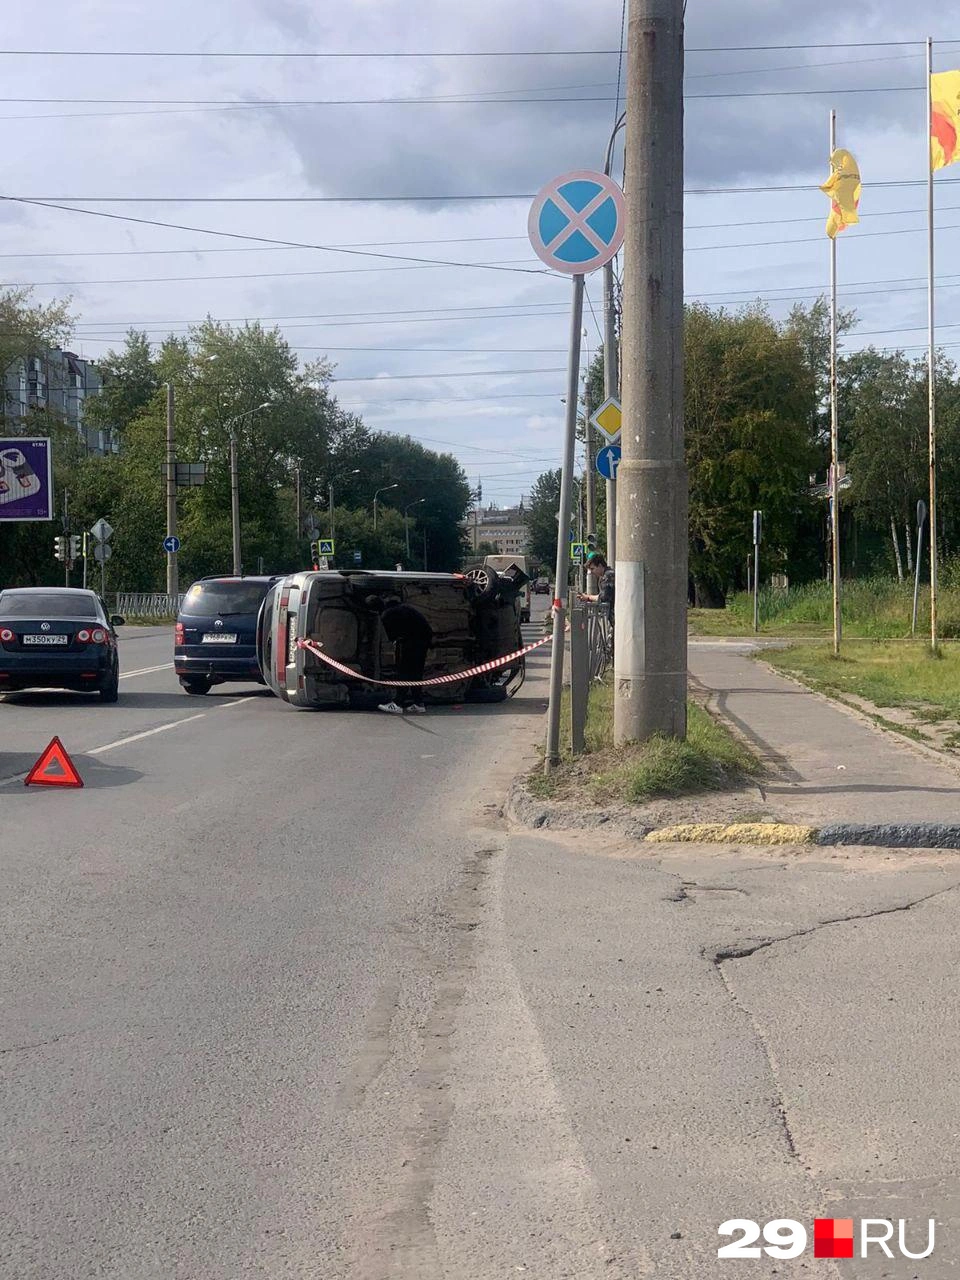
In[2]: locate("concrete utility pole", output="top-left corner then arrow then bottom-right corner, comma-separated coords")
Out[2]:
614,0 -> 688,745
165,383 -> 178,597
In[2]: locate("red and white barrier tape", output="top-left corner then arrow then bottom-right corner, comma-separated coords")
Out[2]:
296,633 -> 551,688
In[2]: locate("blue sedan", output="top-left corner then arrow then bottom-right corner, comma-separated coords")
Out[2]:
0,587 -> 123,702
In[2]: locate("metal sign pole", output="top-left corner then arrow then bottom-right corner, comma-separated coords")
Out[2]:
912,499 -> 927,636
545,274 -> 585,772
753,510 -> 762,633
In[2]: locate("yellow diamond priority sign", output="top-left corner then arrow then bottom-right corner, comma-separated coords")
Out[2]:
589,396 -> 621,445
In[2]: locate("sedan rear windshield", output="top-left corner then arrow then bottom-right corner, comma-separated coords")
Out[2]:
0,592 -> 100,618
180,581 -> 270,617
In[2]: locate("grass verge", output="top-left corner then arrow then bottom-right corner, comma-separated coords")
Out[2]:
689,575 -> 960,639
764,640 -> 960,722
528,679 -> 761,804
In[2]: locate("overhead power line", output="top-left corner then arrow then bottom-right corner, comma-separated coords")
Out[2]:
0,194 -> 552,277
0,84 -> 928,108
333,367 -> 566,383
7,201 -> 960,263
1,39 -> 957,57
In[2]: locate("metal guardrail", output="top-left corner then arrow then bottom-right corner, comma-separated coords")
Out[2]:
114,592 -> 185,618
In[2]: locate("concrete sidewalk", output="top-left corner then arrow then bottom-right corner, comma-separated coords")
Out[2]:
688,639 -> 960,828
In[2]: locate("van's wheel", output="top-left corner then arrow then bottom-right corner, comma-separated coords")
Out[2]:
180,676 -> 212,695
464,566 -> 500,600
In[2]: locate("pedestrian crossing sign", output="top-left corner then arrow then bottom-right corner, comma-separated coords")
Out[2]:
318,538 -> 335,556
570,542 -> 586,564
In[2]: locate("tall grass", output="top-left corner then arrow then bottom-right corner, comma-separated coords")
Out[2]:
714,573 -> 960,639
531,679 -> 760,802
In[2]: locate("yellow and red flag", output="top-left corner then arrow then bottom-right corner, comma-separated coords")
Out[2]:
931,70 -> 960,170
820,148 -> 861,239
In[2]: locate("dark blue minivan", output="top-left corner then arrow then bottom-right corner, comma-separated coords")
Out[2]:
174,576 -> 280,695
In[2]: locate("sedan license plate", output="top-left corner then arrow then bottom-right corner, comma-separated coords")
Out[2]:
23,634 -> 69,645
202,633 -> 237,644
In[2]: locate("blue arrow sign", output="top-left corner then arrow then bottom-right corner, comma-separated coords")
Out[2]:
528,170 -> 625,276
162,534 -> 181,553
595,444 -> 622,481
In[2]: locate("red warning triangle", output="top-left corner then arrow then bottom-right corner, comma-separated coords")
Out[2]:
24,736 -> 84,789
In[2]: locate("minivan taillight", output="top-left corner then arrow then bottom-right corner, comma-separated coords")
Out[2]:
175,621 -> 184,645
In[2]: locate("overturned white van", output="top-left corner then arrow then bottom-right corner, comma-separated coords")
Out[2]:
257,568 -> 528,709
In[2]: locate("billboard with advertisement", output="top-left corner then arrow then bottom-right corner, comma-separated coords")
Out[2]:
0,438 -> 54,521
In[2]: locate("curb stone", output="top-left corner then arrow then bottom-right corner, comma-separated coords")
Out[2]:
506,780 -> 652,839
646,822 -> 960,849
509,779 -> 960,850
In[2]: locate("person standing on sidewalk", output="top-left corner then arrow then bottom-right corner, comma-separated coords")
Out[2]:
579,551 -> 615,626
368,595 -> 433,715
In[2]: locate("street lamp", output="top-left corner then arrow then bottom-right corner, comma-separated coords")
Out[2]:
602,109 -> 626,565
225,402 -> 270,575
328,467 -> 360,543
403,497 -> 425,564
373,483 -> 398,531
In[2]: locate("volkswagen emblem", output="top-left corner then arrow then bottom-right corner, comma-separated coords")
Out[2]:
40,622 -> 50,632
214,619 -> 223,628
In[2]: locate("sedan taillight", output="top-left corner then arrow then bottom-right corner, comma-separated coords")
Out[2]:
175,621 -> 184,645
91,628 -> 108,645
0,628 -> 13,642
77,628 -> 91,642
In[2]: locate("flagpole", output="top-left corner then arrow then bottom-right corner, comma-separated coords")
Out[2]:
829,108 -> 841,656
927,35 -> 939,653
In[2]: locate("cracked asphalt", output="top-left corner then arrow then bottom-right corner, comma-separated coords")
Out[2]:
4,621 -> 960,1276
501,833 -> 960,1276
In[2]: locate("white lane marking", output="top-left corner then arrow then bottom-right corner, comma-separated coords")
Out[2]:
88,712 -> 208,756
120,663 -> 174,680
0,694 -> 259,787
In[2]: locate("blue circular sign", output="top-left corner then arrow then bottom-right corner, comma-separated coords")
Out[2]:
595,444 -> 622,481
162,534 -> 181,553
528,169 -> 625,275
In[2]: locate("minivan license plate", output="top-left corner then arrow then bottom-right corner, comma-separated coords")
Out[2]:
202,633 -> 237,644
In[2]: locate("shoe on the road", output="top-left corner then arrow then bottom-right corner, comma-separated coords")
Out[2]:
405,703 -> 427,715
378,701 -> 404,715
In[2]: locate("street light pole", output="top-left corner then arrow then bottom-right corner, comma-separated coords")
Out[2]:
614,0 -> 687,745
328,467 -> 360,543
373,483 -> 398,531
404,498 -> 425,564
229,427 -> 241,575
224,402 -> 270,577
603,109 -> 626,567
165,382 -> 178,597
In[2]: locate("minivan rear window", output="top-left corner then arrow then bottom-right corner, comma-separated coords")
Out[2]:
180,581 -> 271,617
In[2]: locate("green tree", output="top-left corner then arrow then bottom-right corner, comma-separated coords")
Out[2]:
327,432 -> 472,571
686,303 -> 819,604
524,469 -> 562,568
330,506 -> 406,571
0,288 -> 73,405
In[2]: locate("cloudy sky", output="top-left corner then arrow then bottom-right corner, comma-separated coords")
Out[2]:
3,0 -> 960,506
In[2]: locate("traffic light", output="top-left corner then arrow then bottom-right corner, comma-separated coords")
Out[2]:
53,536 -> 67,562
69,534 -> 81,560
586,532 -> 598,553
309,539 -> 319,569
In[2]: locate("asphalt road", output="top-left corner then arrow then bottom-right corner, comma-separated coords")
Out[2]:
3,613 -> 960,1277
